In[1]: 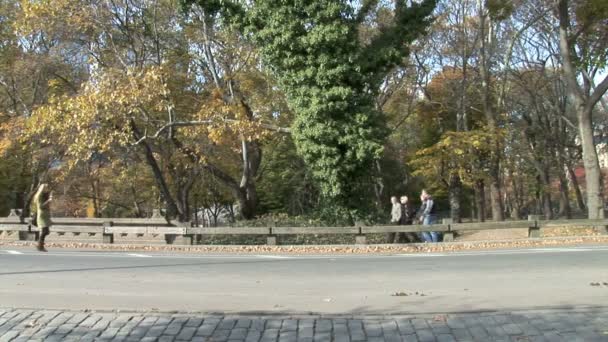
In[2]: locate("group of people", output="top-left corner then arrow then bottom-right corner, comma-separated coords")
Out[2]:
27,184 -> 443,253
389,190 -> 441,243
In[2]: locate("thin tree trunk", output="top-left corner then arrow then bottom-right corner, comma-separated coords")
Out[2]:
449,173 -> 462,223
477,1 -> 504,221
474,179 -> 486,222
131,121 -> 180,221
538,171 -> 552,220
567,165 -> 586,211
557,170 -> 572,218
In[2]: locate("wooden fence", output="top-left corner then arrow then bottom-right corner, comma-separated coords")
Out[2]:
1,209 -> 607,245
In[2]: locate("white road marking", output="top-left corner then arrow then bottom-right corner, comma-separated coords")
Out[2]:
5,250 -> 23,255
126,253 -> 151,258
255,255 -> 291,259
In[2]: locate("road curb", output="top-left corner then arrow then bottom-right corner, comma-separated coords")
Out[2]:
2,235 -> 608,254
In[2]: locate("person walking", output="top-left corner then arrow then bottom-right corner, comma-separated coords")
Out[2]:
33,183 -> 53,252
420,190 -> 440,242
399,196 -> 419,243
388,196 -> 402,243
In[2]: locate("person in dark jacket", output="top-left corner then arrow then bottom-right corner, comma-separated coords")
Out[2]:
399,196 -> 419,243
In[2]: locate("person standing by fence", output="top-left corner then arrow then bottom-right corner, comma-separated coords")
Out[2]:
419,190 -> 440,242
399,196 -> 419,243
388,196 -> 402,243
33,183 -> 53,252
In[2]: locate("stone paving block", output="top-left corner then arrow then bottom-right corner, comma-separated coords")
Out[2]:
416,329 -> 436,342
402,334 -> 419,342
164,322 -> 186,336
99,327 -> 120,340
212,327 -> 232,342
366,337 -> 385,342
502,323 -> 523,335
236,319 -> 252,329
0,330 -> 20,342
186,317 -> 204,327
364,321 -> 383,337
281,319 -> 298,332
411,319 -> 430,330
298,325 -> 314,339
430,322 -> 451,334
246,330 -> 262,342
176,326 -> 197,340
452,327 -> 473,340
197,323 -> 218,336
396,319 -> 415,335
145,324 -> 168,338
541,331 -> 564,342
158,336 -> 176,342
251,319 -> 266,331
220,319 -> 238,330
467,325 -> 488,340
66,313 -> 89,325
350,329 -> 366,341
312,332 -> 331,342
485,325 -> 508,337
384,333 -> 403,342
44,334 -> 67,342
230,328 -> 249,340
445,317 -> 467,330
278,331 -> 297,342
315,319 -> 332,333
437,334 -> 457,342
79,315 -> 103,327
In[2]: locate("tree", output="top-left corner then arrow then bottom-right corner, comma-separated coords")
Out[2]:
183,0 -> 437,221
556,0 -> 608,219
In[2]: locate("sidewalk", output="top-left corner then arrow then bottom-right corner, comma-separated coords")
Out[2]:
1,307 -> 606,342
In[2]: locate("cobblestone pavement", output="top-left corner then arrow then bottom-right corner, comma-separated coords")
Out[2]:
1,308 -> 607,342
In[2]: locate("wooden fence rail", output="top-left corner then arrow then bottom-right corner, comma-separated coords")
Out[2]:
1,210 -> 607,245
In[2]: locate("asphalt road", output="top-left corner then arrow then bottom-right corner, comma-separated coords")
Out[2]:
1,246 -> 607,315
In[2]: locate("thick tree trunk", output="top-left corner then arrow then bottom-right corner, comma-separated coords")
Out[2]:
236,183 -> 258,220
474,179 -> 486,222
449,173 -> 462,223
489,174 -> 504,221
557,0 -> 607,219
578,106 -> 604,219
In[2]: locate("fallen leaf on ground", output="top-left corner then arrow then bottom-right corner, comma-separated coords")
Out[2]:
433,315 -> 447,322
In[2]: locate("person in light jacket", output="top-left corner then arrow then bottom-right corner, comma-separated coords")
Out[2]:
419,190 -> 440,242
33,183 -> 53,252
388,196 -> 402,243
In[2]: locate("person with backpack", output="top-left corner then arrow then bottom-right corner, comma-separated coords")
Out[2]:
32,183 -> 53,252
